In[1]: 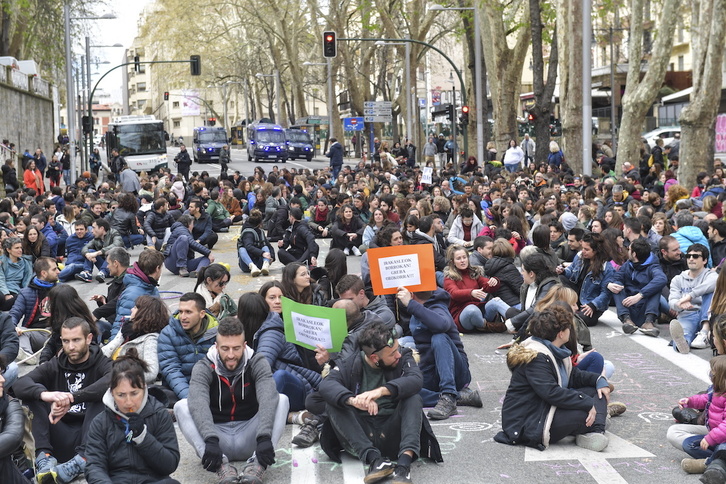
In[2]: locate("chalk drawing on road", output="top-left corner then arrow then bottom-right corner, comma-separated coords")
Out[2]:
525,431 -> 654,484
637,411 -> 672,423
448,422 -> 492,432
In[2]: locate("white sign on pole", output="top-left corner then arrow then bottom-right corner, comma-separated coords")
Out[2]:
364,101 -> 393,108
422,167 -> 433,184
364,116 -> 392,123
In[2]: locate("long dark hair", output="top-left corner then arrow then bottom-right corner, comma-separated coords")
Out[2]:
48,284 -> 97,334
522,253 -> 557,285
22,226 -> 46,258
194,263 -> 231,293
281,262 -> 313,304
324,248 -> 348,293
236,292 -> 270,342
582,233 -> 609,279
130,295 -> 169,335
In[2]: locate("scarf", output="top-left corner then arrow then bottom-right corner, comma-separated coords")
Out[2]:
533,337 -> 572,388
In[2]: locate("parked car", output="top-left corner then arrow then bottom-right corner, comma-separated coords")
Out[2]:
643,126 -> 680,148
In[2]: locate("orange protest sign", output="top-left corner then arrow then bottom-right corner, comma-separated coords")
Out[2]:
367,244 -> 437,295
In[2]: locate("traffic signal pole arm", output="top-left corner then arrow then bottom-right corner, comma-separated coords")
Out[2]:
338,37 -> 468,159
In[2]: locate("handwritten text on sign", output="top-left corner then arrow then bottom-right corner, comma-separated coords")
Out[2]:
379,254 -> 421,289
290,311 -> 332,349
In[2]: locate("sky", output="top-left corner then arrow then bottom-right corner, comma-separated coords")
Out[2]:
83,0 -> 151,104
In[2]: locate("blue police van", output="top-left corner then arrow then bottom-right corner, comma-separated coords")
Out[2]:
192,126 -> 227,163
285,129 -> 314,161
246,122 -> 287,163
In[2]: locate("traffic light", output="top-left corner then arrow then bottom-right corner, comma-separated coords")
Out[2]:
323,31 -> 337,58
448,104 -> 455,124
527,112 -> 535,122
208,118 -> 216,126
133,55 -> 140,72
190,55 -> 201,76
164,92 -> 169,101
461,105 -> 470,126
81,115 -> 92,134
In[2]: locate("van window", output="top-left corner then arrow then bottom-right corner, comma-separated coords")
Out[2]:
287,131 -> 311,143
198,131 -> 227,143
258,130 -> 286,143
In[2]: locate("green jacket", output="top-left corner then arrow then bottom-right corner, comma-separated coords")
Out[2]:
206,199 -> 231,221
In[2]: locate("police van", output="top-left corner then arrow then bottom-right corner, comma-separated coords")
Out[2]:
246,121 -> 287,163
192,126 -> 227,163
285,129 -> 314,161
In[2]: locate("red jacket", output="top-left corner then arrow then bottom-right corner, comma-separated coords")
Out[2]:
443,268 -> 499,332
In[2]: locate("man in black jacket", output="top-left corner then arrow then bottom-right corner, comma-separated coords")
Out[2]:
319,322 -> 441,484
14,318 -> 111,484
277,208 -> 319,266
188,199 -> 218,250
174,144 -> 192,182
90,247 -> 129,340
143,198 -> 175,250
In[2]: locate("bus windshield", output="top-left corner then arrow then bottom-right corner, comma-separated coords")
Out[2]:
108,123 -> 166,156
198,131 -> 227,143
287,131 -> 311,143
257,130 -> 286,143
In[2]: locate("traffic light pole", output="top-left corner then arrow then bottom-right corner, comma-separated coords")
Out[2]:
339,37 -> 468,160
87,58 -> 199,172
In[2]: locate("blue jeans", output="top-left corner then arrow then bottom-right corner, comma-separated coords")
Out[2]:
484,298 -> 520,321
59,262 -> 85,282
577,351 -> 605,374
435,271 -> 444,288
331,164 -> 341,180
504,164 -> 518,173
122,234 -> 145,248
673,292 -> 713,350
273,369 -> 307,412
238,246 -> 271,272
422,333 -> 471,398
614,291 -> 661,326
3,362 -> 18,389
147,228 -> 172,250
163,236 -> 210,274
83,257 -> 108,275
62,169 -> 70,186
459,305 -> 485,331
682,435 -> 726,464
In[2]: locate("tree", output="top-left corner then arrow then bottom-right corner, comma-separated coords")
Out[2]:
555,0 -> 583,174
479,0 -> 531,152
616,0 -> 681,170
528,0 -> 558,165
678,0 -> 726,189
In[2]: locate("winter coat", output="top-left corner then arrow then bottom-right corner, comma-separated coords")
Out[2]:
0,396 -> 24,468
14,345 -> 111,419
237,222 -> 275,262
111,263 -> 160,339
712,240 -> 726,268
107,208 -> 139,237
0,313 -> 18,364
447,215 -> 484,246
157,313 -> 219,399
8,277 -> 55,328
443,267 -> 499,332
206,199 -> 230,222
92,271 -> 125,322
684,388 -> 726,447
82,229 -> 124,257
188,346 -> 278,438
494,337 -> 602,449
40,224 -> 58,257
164,221 -> 211,259
547,150 -> 565,168
673,226 -> 713,266
326,142 -> 344,167
0,254 -> 32,296
281,221 -> 319,262
189,211 -> 215,246
101,332 -> 160,385
64,232 -> 93,265
143,210 -> 175,239
266,205 -> 291,242
509,276 -> 560,330
612,253 -> 668,299
85,389 -> 179,484
252,312 -> 321,395
23,168 -> 44,194
484,256 -> 523,306
407,289 -> 468,374
658,252 -> 688,287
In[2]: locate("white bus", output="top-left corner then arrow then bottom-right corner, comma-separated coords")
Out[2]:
106,115 -> 168,172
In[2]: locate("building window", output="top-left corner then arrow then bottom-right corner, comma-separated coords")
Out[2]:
678,55 -> 684,71
173,120 -> 181,128
173,101 -> 180,108
138,99 -> 146,109
138,65 -> 146,74
137,82 -> 146,92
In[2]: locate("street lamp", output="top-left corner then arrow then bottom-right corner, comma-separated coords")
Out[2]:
303,61 -> 335,143
255,71 -> 284,127
429,4 -> 483,166
64,7 -> 116,183
374,40 -> 412,144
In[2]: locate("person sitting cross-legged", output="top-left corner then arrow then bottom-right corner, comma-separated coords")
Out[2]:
238,209 -> 274,277
75,218 -> 124,283
174,316 -> 289,484
57,224 -> 92,282
164,214 -> 214,278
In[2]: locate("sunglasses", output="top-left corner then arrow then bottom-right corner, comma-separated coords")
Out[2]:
371,329 -> 398,354
686,253 -> 703,259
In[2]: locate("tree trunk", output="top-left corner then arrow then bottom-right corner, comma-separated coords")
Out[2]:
616,0 -> 681,170
529,0 -> 558,166
479,0 -> 531,153
678,0 -> 726,188
556,0 -> 583,174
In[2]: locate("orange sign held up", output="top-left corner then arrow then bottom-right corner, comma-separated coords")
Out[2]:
367,244 -> 437,295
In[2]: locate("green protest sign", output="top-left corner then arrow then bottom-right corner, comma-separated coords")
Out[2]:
281,297 -> 348,352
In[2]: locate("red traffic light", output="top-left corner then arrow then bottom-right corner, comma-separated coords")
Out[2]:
323,31 -> 337,58
527,113 -> 535,121
461,106 -> 469,114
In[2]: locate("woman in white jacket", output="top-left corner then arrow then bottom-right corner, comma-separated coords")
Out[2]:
447,207 -> 483,248
502,139 -> 525,173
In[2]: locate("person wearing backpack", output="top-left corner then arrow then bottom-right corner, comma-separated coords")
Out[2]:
237,209 -> 274,276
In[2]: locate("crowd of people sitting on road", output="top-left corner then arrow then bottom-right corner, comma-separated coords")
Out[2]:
0,131 -> 724,484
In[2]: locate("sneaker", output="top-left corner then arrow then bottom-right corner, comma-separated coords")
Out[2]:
261,260 -> 270,276
427,393 -> 457,420
670,319 -> 690,353
249,263 -> 261,277
178,267 -> 190,277
392,464 -> 413,484
621,321 -> 637,334
95,271 -> 107,283
457,387 -> 483,407
364,457 -> 395,484
35,452 -> 57,484
673,406 -> 702,424
74,271 -> 92,283
215,462 -> 239,484
692,331 -> 710,349
352,246 -> 362,256
239,459 -> 265,484
701,459 -> 726,484
575,432 -> 609,452
288,410 -> 314,425
682,458 -> 707,474
607,401 -> 627,417
639,325 -> 661,337
344,247 -> 350,256
188,271 -> 198,279
55,454 -> 86,484
291,418 -> 320,447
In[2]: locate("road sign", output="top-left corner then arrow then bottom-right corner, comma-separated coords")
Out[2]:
343,117 -> 365,131
363,109 -> 391,116
364,101 -> 393,108
364,115 -> 392,123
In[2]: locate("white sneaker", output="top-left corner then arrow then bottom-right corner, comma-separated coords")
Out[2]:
691,331 -> 710,349
670,319 -> 690,354
249,263 -> 261,277
352,246 -> 362,256
343,248 -> 350,256
261,260 -> 270,276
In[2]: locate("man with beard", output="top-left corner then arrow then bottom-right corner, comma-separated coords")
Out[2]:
174,317 -> 288,484
14,318 -> 111,484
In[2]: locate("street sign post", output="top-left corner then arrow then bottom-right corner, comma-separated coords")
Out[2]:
363,101 -> 392,123
344,117 -> 365,131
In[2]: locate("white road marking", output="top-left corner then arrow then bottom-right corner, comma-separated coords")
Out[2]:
341,452 -> 366,483
290,445 -> 318,484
